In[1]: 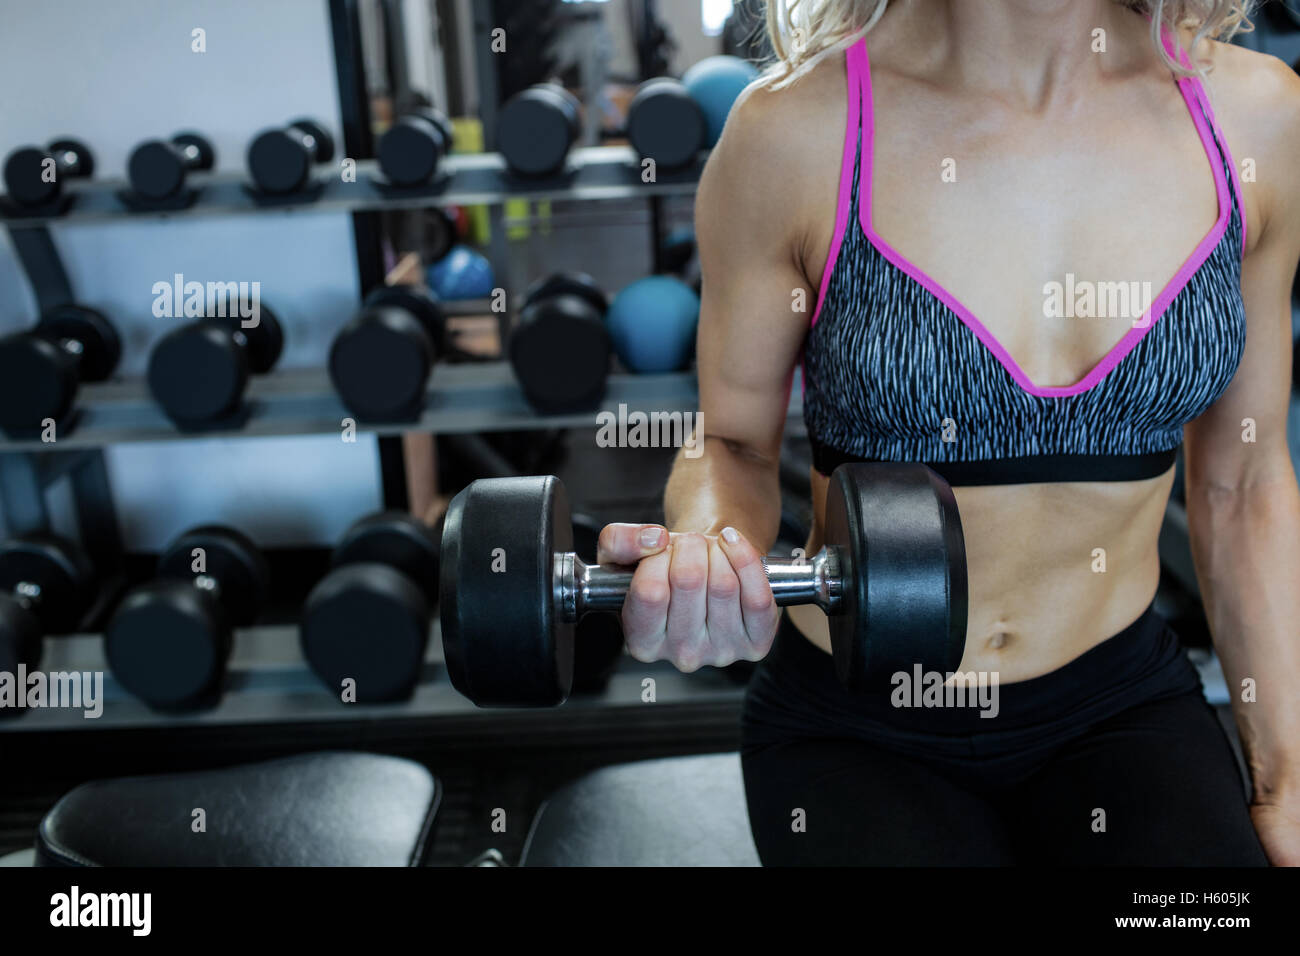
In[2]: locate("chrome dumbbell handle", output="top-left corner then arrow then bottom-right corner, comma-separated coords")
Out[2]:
554,547 -> 846,621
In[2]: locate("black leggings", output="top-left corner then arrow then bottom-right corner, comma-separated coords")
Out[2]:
740,605 -> 1268,866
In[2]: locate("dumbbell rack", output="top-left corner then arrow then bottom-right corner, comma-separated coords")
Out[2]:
0,147 -> 706,231
0,0 -> 748,737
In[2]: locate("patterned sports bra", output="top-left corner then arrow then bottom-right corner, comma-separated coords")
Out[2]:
801,34 -> 1247,486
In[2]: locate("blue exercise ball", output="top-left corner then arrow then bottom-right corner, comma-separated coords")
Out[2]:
682,55 -> 760,147
606,276 -> 701,373
426,245 -> 495,300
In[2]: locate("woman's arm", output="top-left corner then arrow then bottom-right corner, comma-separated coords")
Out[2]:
664,82 -> 828,548
1183,50 -> 1300,864
600,70 -> 842,670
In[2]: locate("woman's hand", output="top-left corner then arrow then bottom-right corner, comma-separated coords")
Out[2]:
1251,796 -> 1300,866
597,523 -> 780,672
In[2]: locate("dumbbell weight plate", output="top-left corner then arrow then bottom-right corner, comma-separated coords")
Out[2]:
441,475 -> 575,706
38,304 -> 122,382
105,581 -> 230,709
3,148 -> 59,206
147,307 -> 281,424
497,85 -> 578,177
46,139 -> 94,179
127,133 -> 214,200
156,525 -> 270,628
172,131 -> 215,171
378,111 -> 451,188
521,271 -> 608,315
231,303 -> 284,374
301,512 -> 440,702
330,309 -> 434,422
825,463 -> 967,692
627,79 -> 706,171
0,336 -> 73,433
364,286 -> 445,353
332,511 -> 440,598
422,109 -> 455,153
0,305 -> 118,433
510,295 -> 613,413
128,140 -> 188,200
247,121 -> 332,195
302,565 -> 430,702
288,118 -> 335,164
330,287 -> 444,421
148,324 -> 247,424
0,534 -> 96,634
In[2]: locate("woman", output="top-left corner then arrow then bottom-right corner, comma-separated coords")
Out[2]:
598,0 -> 1300,864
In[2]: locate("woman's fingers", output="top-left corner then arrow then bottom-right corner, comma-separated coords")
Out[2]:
664,533 -> 710,671
621,546 -> 672,662
705,537 -> 745,666
597,522 -> 668,566
717,526 -> 779,657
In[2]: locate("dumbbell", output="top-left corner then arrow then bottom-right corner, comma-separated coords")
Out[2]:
496,84 -> 580,177
2,139 -> 94,208
627,78 -> 706,171
147,304 -> 283,428
0,305 -> 122,436
105,526 -> 268,710
378,108 -> 454,187
246,118 -> 335,195
439,462 -> 967,707
126,131 -> 215,201
300,512 -> 440,703
570,513 -> 625,694
0,535 -> 96,679
330,286 -> 445,422
509,272 -> 613,413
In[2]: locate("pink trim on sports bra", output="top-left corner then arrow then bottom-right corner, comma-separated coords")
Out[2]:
856,33 -> 1234,397
808,40 -> 866,332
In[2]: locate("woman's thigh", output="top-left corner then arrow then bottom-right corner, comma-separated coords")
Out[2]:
1008,693 -> 1267,865
741,737 -> 1018,865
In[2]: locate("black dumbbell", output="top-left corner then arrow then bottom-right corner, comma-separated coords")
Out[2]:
627,78 -> 706,171
378,108 -> 454,187
246,118 -> 335,195
509,272 -> 613,414
0,305 -> 121,437
127,131 -> 215,201
105,526 -> 268,710
570,513 -> 625,694
0,535 -> 96,679
147,304 -> 283,428
330,286 -> 445,422
300,511 -> 439,703
439,463 -> 967,707
2,139 -> 94,208
497,84 -> 580,178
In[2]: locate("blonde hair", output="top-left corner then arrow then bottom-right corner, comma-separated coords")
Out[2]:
760,0 -> 1257,88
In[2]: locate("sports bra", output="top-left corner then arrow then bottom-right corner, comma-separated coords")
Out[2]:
801,33 -> 1247,486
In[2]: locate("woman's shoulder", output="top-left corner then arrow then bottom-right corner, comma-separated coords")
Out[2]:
704,53 -> 849,201
1198,39 -> 1300,234
1197,39 -> 1300,146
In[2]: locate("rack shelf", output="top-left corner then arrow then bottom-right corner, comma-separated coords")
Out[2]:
0,363 -> 804,451
0,146 -> 705,230
0,625 -> 745,734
